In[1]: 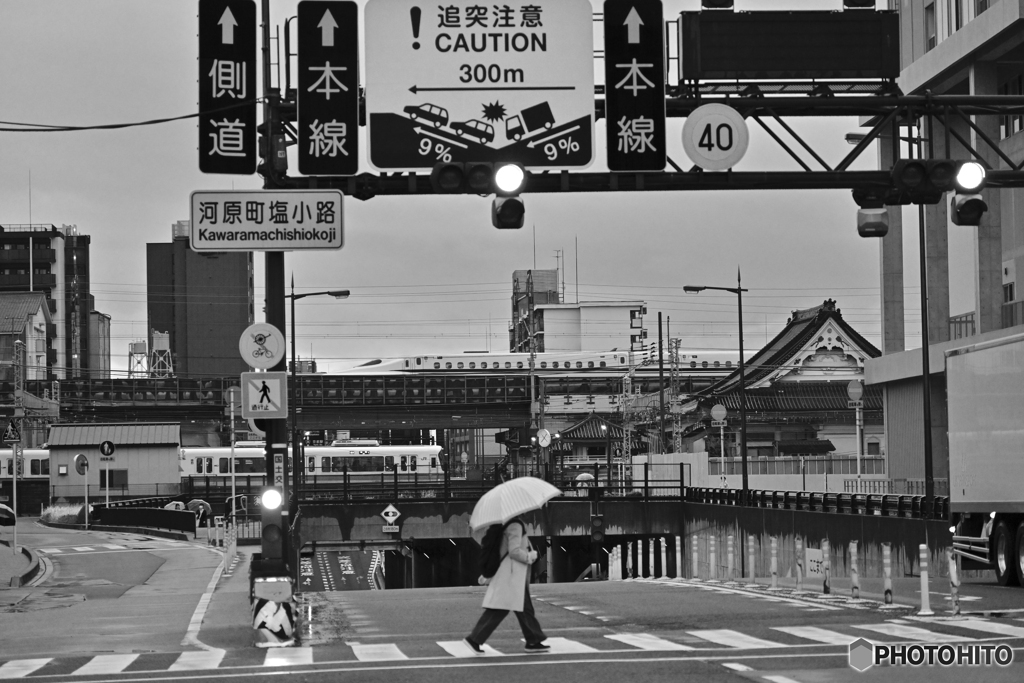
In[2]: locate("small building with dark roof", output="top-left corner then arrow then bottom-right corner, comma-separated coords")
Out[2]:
680,300 -> 886,492
48,422 -> 181,502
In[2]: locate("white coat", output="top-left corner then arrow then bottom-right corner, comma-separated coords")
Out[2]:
481,519 -> 535,612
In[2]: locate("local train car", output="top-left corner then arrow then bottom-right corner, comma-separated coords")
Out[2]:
0,449 -> 50,482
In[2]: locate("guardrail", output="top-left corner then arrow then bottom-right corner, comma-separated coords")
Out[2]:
952,534 -> 991,565
684,487 -> 949,519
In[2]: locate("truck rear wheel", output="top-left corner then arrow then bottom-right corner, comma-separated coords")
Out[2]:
994,521 -> 1019,586
1015,523 -> 1024,587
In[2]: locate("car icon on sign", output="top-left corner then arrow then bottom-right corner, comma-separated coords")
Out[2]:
450,119 -> 495,144
403,103 -> 449,127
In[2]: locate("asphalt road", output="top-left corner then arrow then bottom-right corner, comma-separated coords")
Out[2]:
3,526 -> 1024,683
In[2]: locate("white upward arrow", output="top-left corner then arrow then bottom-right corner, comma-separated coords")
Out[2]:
319,9 -> 338,47
218,7 -> 237,45
624,7 -> 643,44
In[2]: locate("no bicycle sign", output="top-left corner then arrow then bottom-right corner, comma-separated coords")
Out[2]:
365,0 -> 594,170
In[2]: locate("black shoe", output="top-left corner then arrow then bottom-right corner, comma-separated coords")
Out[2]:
464,637 -> 485,654
524,641 -> 551,653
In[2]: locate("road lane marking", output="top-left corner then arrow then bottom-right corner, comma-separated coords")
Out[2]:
0,659 -> 50,678
687,629 -> 786,649
170,650 -> 225,671
542,637 -> 599,653
722,662 -> 755,671
352,644 -> 408,661
605,633 -> 694,651
72,654 -> 139,676
918,617 -> 1024,638
437,641 -> 502,657
264,647 -> 313,666
762,676 -> 803,683
772,626 -> 858,645
852,623 -> 971,642
73,547 -> 94,552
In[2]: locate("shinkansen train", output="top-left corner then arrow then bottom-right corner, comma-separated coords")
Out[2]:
180,440 -> 447,481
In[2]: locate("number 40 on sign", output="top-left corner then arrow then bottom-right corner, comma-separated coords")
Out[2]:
681,103 -> 749,172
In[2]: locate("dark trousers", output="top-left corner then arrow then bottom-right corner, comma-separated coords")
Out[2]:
469,577 -> 546,645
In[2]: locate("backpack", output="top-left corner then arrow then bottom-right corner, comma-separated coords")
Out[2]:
479,520 -> 519,578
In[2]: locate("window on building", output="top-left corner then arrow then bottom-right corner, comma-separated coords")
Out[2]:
950,0 -> 962,33
925,3 -> 936,50
867,441 -> 881,456
1004,282 -> 1016,303
976,0 -> 991,15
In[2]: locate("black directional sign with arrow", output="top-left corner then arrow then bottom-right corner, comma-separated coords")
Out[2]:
198,0 -> 257,175
603,0 -> 666,172
298,1 -> 359,176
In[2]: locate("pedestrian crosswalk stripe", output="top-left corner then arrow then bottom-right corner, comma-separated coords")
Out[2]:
542,637 -> 599,654
73,547 -> 94,552
772,626 -> 859,645
351,644 -> 408,661
170,650 -> 225,671
853,623 -> 971,642
0,658 -> 50,679
100,544 -> 127,550
762,676 -> 803,683
921,617 -> 1024,639
606,633 -> 695,651
688,629 -> 787,649
437,641 -> 501,657
72,654 -> 138,676
263,647 -> 312,667
722,662 -> 755,672
38,548 -> 62,554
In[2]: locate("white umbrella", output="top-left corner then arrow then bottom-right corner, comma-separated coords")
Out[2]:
469,477 -> 561,544
0,503 -> 14,527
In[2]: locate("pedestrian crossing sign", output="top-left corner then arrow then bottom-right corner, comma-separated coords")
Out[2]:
241,371 -> 289,419
2,420 -> 20,444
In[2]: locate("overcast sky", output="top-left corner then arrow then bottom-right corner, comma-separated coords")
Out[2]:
0,1 -> 969,376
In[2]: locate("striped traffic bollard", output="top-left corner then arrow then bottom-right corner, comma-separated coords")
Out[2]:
727,534 -> 735,581
948,548 -> 961,616
919,544 -> 933,616
795,537 -> 804,592
882,543 -> 894,606
709,536 -> 717,580
770,536 -> 779,590
748,535 -> 756,583
691,534 -> 699,579
675,535 -> 684,579
609,546 -> 620,580
850,540 -> 860,600
822,539 -> 831,595
660,537 -> 668,580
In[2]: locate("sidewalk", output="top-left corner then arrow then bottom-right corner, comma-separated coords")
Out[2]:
0,531 -> 36,588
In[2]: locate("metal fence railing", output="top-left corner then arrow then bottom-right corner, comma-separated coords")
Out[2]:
684,487 -> 949,519
843,478 -> 949,496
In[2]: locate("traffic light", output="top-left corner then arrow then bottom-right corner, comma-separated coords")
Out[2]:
950,161 -> 988,226
590,514 -> 605,544
890,159 -> 960,204
260,486 -> 285,567
429,162 -> 527,195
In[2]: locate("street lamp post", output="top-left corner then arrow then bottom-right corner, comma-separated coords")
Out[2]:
287,277 -> 349,499
685,269 -> 750,503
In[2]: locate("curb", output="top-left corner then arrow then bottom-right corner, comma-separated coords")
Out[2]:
38,519 -> 190,541
0,539 -> 39,588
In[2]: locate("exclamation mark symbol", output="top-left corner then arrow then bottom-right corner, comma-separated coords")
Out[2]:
410,6 -> 421,49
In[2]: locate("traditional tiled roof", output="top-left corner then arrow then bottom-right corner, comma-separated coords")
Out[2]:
558,412 -> 624,441
704,382 -> 882,413
702,299 -> 880,398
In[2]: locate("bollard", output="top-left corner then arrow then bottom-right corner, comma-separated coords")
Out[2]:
850,540 -> 860,600
795,537 -> 804,592
748,536 -> 756,583
709,536 -> 717,580
660,537 -> 668,580
649,539 -> 657,579
626,541 -> 634,579
675,535 -> 684,580
691,534 -> 699,579
610,546 -> 620,580
948,549 -> 961,616
882,543 -> 894,606
770,536 -> 779,590
727,534 -> 735,581
919,544 -> 933,615
822,539 -> 831,594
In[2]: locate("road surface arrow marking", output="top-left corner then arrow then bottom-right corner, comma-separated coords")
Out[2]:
319,9 -> 338,47
219,7 -> 237,45
625,7 -> 643,44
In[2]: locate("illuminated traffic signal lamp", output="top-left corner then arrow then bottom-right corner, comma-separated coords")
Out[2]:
590,514 -> 605,544
429,162 -> 527,195
950,161 -> 988,226
260,486 -> 285,567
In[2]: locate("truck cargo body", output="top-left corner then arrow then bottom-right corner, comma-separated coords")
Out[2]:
947,332 -> 1024,585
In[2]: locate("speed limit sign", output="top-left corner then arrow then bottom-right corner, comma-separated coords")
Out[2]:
682,104 -> 749,171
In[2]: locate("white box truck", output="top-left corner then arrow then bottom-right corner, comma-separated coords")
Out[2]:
948,332 -> 1024,585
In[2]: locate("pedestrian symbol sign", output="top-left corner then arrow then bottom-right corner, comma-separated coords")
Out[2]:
3,420 -> 21,444
241,371 -> 289,419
